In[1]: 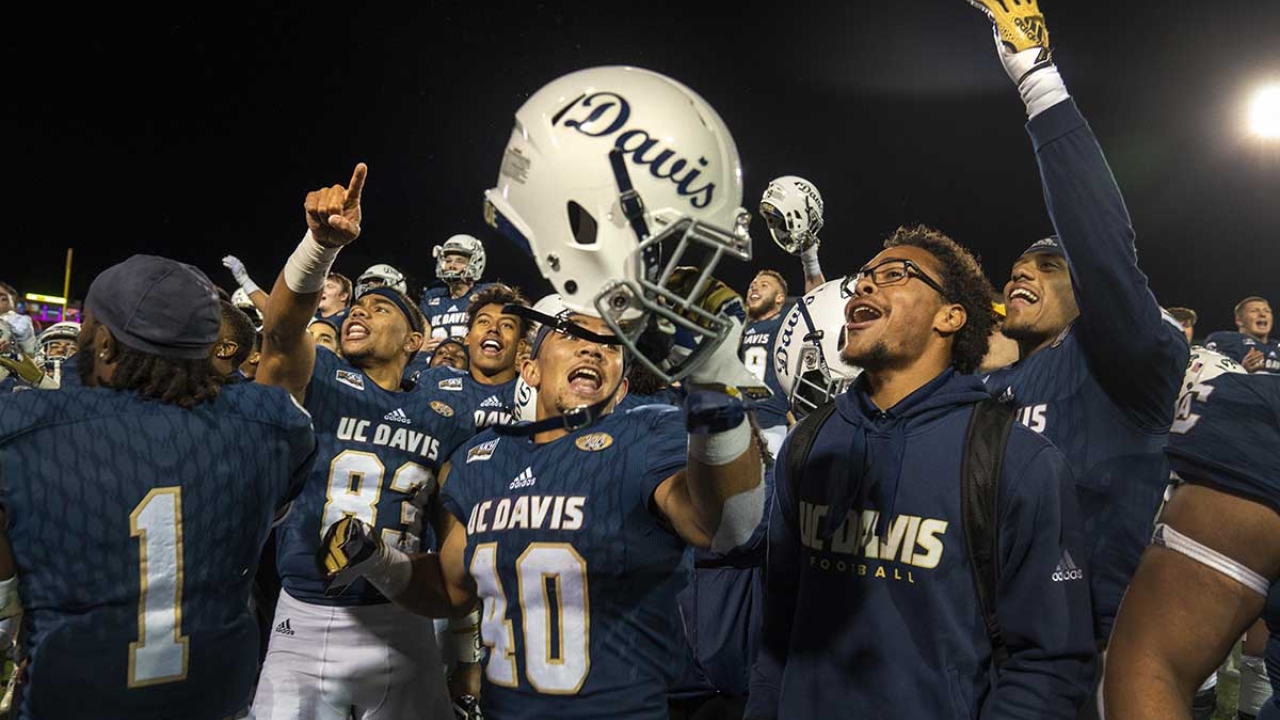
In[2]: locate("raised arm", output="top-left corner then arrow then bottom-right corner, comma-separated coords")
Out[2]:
970,0 -> 1186,426
257,163 -> 366,403
222,255 -> 271,315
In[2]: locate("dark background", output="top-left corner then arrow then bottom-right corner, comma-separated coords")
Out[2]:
8,1 -> 1278,332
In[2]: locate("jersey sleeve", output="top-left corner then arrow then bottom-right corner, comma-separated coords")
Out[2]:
1027,99 -> 1188,430
1167,374 -> 1280,514
636,406 -> 688,503
281,393 -> 319,506
304,345 -> 343,409
438,442 -> 479,526
1203,332 -> 1247,364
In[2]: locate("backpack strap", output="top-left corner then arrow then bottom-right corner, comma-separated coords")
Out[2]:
961,397 -> 1016,668
785,400 -> 839,499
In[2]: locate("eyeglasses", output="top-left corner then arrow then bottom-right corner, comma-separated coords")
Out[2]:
842,259 -> 949,300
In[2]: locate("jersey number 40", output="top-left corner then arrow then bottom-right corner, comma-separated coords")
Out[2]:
471,542 -> 590,694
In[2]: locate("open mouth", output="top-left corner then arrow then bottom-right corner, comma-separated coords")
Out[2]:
345,321 -> 370,341
748,292 -> 761,302
1008,287 -> 1040,308
480,337 -> 504,357
846,303 -> 884,329
567,365 -> 603,394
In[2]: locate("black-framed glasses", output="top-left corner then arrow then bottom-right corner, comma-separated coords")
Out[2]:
842,259 -> 949,299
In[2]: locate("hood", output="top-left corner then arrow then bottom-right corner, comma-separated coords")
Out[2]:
818,368 -> 992,541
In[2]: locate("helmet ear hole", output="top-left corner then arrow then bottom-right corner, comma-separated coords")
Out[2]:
567,202 -> 598,245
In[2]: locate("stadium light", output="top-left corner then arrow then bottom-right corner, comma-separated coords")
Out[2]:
1249,84 -> 1280,139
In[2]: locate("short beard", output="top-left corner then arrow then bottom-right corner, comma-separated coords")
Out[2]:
748,299 -> 780,321
842,341 -> 895,373
999,319 -> 1050,347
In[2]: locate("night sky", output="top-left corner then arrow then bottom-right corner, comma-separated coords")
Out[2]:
10,1 -> 1279,334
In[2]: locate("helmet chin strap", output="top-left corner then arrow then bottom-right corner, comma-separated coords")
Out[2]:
493,304 -> 630,438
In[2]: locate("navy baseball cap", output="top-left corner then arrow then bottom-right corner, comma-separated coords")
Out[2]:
84,255 -> 221,360
1019,235 -> 1066,259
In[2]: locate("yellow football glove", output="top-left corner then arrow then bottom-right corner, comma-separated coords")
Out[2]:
966,0 -> 1067,118
0,354 -> 47,385
966,0 -> 1050,57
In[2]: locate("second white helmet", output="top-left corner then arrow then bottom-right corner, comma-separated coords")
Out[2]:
433,234 -> 487,282
483,65 -> 753,385
356,264 -> 408,297
773,279 -> 861,419
761,175 -> 824,255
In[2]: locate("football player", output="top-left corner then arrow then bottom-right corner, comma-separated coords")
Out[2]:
212,300 -> 256,379
355,263 -> 409,298
1105,348 -> 1280,720
1206,296 -> 1278,374
0,282 -> 36,356
416,283 -> 530,434
741,269 -> 793,451
0,254 -> 317,720
429,338 -> 468,372
307,317 -> 342,356
760,175 -> 827,294
321,65 -> 768,720
1166,307 -> 1198,344
970,4 -> 1189,711
421,235 -> 493,355
250,163 -> 472,720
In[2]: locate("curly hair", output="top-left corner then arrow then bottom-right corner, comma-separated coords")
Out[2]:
883,225 -> 997,374
220,301 -> 257,368
467,283 -> 532,336
104,342 -> 224,409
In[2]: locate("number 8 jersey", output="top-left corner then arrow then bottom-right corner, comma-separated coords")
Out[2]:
275,347 -> 473,605
439,405 -> 691,720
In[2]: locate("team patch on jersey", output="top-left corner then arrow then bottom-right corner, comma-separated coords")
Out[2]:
336,369 -> 365,390
431,401 -> 454,418
438,377 -> 464,392
467,438 -> 501,464
575,432 -> 614,452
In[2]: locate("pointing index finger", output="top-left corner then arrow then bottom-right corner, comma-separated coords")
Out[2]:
346,162 -> 368,203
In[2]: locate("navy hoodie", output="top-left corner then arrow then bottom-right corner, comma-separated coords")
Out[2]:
749,369 -> 1096,720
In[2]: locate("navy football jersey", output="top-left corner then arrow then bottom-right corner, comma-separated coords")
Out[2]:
1204,331 -> 1280,374
616,386 -> 684,411
274,347 -> 473,606
741,314 -> 788,429
1164,353 -> 1280,708
416,365 -> 517,434
421,282 -> 494,343
439,406 -> 691,720
0,383 -> 316,720
981,99 -> 1188,639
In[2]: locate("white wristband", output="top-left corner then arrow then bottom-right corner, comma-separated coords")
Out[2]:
240,278 -> 262,296
283,230 -> 340,295
365,543 -> 413,600
689,417 -> 752,466
801,245 -> 823,278
1019,64 -> 1070,120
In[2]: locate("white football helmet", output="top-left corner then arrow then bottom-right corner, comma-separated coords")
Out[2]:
483,65 -> 753,385
356,264 -> 408,297
512,294 -> 570,423
773,279 -> 861,419
35,320 -> 80,380
760,175 -> 824,255
433,234 -> 487,282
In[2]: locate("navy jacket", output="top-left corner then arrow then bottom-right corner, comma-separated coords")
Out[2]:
749,370 -> 1096,720
982,99 -> 1188,640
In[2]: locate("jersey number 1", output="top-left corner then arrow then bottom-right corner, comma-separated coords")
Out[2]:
128,487 -> 190,687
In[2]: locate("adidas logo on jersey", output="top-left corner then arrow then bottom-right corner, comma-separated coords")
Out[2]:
275,619 -> 296,636
508,466 -> 537,491
384,408 -> 412,425
481,395 -> 505,409
1052,550 -> 1083,582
